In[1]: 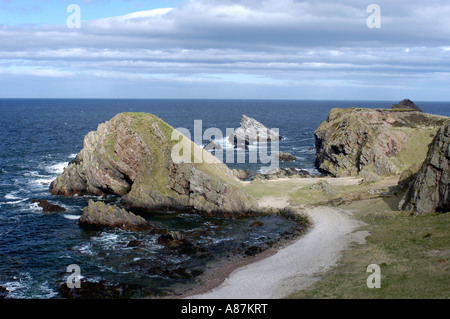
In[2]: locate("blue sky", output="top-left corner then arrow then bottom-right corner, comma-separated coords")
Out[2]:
0,0 -> 449,100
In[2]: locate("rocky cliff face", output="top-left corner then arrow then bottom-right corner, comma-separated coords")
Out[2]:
314,107 -> 448,177
50,112 -> 257,217
399,121 -> 450,214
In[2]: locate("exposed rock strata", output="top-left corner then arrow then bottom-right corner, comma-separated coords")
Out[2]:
399,121 -> 450,214
314,107 -> 448,177
50,113 -> 257,217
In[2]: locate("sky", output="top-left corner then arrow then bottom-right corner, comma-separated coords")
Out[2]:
0,0 -> 449,100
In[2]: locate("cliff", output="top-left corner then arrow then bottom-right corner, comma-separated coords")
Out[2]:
399,121 -> 450,214
314,107 -> 448,177
50,112 -> 257,217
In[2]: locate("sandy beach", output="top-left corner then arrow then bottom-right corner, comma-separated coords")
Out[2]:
187,203 -> 369,299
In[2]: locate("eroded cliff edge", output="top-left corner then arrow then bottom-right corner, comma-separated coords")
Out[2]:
314,107 -> 448,177
399,120 -> 450,214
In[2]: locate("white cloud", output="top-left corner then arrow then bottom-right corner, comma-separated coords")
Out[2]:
0,0 -> 449,99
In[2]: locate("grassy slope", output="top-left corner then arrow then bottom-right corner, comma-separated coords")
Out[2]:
244,177 -> 450,299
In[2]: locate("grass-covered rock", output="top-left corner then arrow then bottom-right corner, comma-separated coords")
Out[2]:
314,107 -> 448,177
50,112 -> 257,217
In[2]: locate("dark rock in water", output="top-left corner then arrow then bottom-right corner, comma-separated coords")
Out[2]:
314,107 -> 447,177
249,220 -> 264,227
0,286 -> 8,299
58,279 -> 155,299
50,112 -> 258,218
157,231 -> 189,247
229,114 -> 281,148
277,152 -> 297,162
399,121 -> 450,214
79,200 -> 152,231
127,240 -> 143,247
31,199 -> 66,212
391,99 -> 423,112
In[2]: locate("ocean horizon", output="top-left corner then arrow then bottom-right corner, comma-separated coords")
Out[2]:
1,98 -> 449,298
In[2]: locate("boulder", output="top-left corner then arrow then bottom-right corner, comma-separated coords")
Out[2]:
229,115 -> 281,148
399,121 -> 450,214
31,199 -> 66,212
157,231 -> 190,247
314,107 -> 448,177
50,112 -> 257,217
391,98 -> 423,112
310,180 -> 337,195
277,152 -> 297,162
79,200 -> 152,231
231,169 -> 251,181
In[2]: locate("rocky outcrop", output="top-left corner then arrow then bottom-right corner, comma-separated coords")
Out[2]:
204,140 -> 222,151
391,98 -> 423,112
399,121 -> 450,214
314,107 -> 448,177
277,152 -> 297,162
79,200 -> 152,231
157,231 -> 190,247
252,168 -> 312,181
229,115 -> 281,148
232,169 -> 251,181
31,199 -> 66,212
50,112 -> 257,217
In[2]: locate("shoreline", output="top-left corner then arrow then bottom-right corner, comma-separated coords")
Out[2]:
179,204 -> 368,299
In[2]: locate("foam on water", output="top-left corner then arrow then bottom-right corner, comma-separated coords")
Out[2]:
63,214 -> 81,220
45,162 -> 68,175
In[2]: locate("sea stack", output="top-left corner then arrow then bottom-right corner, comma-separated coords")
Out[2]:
391,98 -> 423,112
50,112 -> 258,217
229,115 -> 281,148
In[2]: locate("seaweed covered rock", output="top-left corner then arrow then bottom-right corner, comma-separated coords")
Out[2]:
314,107 -> 448,177
399,121 -> 450,214
50,113 -> 257,217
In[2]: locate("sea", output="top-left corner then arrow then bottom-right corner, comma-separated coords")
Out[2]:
0,99 -> 449,299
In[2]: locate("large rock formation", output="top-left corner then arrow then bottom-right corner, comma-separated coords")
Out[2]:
314,107 -> 448,177
79,200 -> 152,231
399,121 -> 450,214
50,112 -> 257,217
391,98 -> 423,112
229,115 -> 281,148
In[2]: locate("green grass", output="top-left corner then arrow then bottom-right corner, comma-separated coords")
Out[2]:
245,176 -> 449,298
393,127 -> 437,173
287,197 -> 450,299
